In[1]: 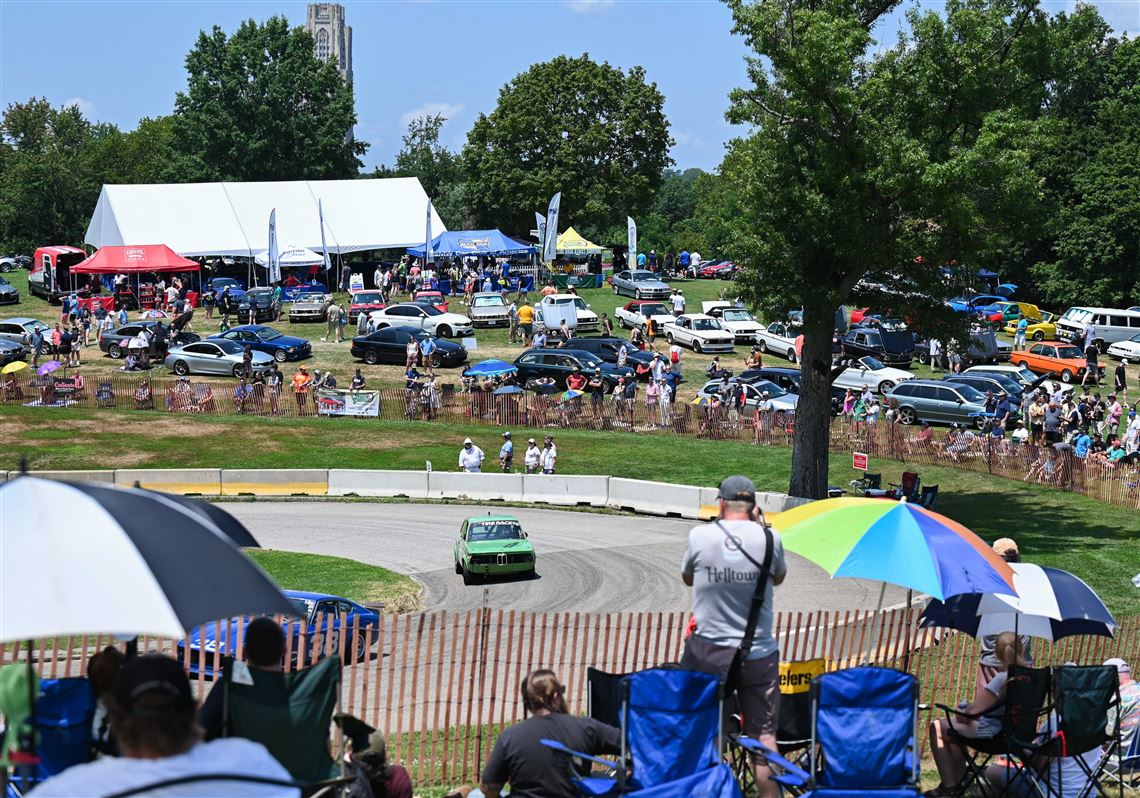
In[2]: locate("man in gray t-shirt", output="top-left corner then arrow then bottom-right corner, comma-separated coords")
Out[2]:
681,475 -> 786,798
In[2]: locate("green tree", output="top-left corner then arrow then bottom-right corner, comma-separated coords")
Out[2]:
462,54 -> 673,237
173,16 -> 365,181
373,114 -> 466,228
722,0 -> 1107,498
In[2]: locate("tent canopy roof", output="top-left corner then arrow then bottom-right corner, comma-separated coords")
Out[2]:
407,229 -> 536,258
556,227 -> 605,254
72,245 -> 199,274
84,178 -> 447,258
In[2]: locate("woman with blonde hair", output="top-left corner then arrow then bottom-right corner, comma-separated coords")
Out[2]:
925,632 -> 1028,797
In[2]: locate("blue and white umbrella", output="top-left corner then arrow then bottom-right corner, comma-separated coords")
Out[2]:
920,563 -> 1116,641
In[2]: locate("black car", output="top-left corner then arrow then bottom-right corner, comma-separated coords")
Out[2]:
841,326 -> 915,367
350,327 -> 467,368
740,366 -> 847,415
513,348 -> 634,389
0,338 -> 27,367
566,337 -> 667,380
0,275 -> 18,305
235,287 -> 281,323
98,321 -> 200,358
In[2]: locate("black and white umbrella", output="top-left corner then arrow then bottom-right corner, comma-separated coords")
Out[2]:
0,477 -> 296,642
132,484 -> 260,549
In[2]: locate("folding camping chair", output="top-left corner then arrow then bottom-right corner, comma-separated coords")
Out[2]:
2,677 -> 95,797
937,665 -> 1052,798
888,472 -> 921,502
541,667 -> 742,797
918,485 -> 939,510
95,380 -> 115,408
586,667 -> 629,728
849,473 -> 882,495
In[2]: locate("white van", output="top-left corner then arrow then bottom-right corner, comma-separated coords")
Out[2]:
1054,306 -> 1140,350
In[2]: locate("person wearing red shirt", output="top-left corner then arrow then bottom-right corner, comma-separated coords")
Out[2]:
566,368 -> 587,392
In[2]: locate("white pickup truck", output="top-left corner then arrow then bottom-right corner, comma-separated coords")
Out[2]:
702,301 -> 763,343
662,314 -> 736,353
614,300 -> 674,331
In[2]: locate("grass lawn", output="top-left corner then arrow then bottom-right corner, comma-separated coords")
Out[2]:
245,549 -> 422,612
5,405 -> 1137,616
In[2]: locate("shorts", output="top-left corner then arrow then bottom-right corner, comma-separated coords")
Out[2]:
1045,430 -> 1061,443
682,635 -> 780,739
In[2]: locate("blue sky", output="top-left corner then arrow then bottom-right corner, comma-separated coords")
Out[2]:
1,0 -> 1135,173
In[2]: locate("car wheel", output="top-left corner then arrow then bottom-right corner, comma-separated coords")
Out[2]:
974,415 -> 988,431
918,351 -> 929,365
878,380 -> 895,395
1032,330 -> 1044,341
899,407 -> 917,425
619,316 -> 628,329
462,566 -> 477,586
786,349 -> 797,363
273,349 -> 287,362
613,284 -> 619,295
437,325 -> 452,338
693,340 -> 703,354
1061,369 -> 1074,383
109,343 -> 124,359
364,350 -> 379,365
454,559 -> 462,575
666,333 -> 674,344
233,365 -> 248,378
635,289 -> 643,300
173,360 -> 190,376
0,262 -> 10,273
758,340 -> 769,354
347,632 -> 368,664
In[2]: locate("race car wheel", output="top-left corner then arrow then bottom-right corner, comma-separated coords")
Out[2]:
0,262 -> 10,273
437,325 -> 452,338
1032,330 -> 1044,341
347,632 -> 368,663
1061,369 -> 1074,384
918,351 -> 929,365
454,559 -> 462,575
109,343 -> 124,359
693,340 -> 703,354
173,360 -> 190,376
462,566 -> 477,586
364,350 -> 379,365
273,349 -> 287,362
878,380 -> 895,395
899,407 -> 917,425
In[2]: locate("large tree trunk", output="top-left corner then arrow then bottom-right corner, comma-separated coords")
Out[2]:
789,314 -> 835,499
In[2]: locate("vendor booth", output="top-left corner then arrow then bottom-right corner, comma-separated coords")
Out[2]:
71,244 -> 201,310
408,230 -> 538,294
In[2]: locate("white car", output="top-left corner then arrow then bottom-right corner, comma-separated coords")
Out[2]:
1107,333 -> 1140,362
755,321 -> 800,362
663,314 -> 735,353
697,378 -> 799,412
702,302 -> 763,343
369,303 -> 473,338
536,294 -> 599,332
832,356 -> 915,396
614,300 -> 674,331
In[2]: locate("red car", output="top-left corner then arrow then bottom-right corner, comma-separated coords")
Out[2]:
697,261 -> 733,278
413,290 -> 448,313
348,290 -> 386,322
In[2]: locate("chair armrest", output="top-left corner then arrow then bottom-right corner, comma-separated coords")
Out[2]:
736,736 -> 811,785
539,738 -> 619,773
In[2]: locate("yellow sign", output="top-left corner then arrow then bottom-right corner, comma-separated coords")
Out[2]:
778,658 -> 826,694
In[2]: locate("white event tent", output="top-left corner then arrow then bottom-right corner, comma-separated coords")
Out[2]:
84,178 -> 447,258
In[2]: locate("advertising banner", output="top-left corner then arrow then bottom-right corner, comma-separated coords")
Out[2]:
316,389 -> 380,417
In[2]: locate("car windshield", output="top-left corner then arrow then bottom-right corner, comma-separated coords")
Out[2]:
290,598 -> 315,618
751,379 -> 788,398
353,292 -> 383,304
251,327 -> 282,341
246,289 -> 272,299
467,520 -> 524,542
860,357 -> 886,370
413,304 -> 443,316
213,339 -> 244,354
575,352 -> 604,367
722,310 -> 753,321
213,278 -> 241,289
1130,333 -> 1140,343
1055,345 -> 1083,359
297,290 -> 326,300
638,304 -> 668,316
954,385 -> 986,402
630,271 -> 656,281
1062,308 -> 1092,323
472,296 -> 505,308
691,318 -> 723,331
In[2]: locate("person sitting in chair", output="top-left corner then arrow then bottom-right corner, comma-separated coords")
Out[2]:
198,617 -> 285,740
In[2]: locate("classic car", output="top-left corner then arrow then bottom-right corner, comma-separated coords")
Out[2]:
662,314 -> 735,353
1011,341 -> 1101,383
611,269 -> 671,300
369,303 -> 473,338
1003,310 -> 1057,342
614,300 -> 674,331
348,290 -> 387,323
164,338 -> 274,377
209,325 -> 311,362
946,294 -> 1008,315
287,289 -> 333,323
468,292 -> 510,328
754,321 -> 801,362
454,515 -> 535,585
702,302 -> 762,343
537,294 -> 599,333
841,326 -> 915,367
351,327 -> 467,367
413,290 -> 448,313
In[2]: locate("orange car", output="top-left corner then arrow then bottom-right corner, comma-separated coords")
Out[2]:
412,290 -> 448,313
1011,341 -> 1101,384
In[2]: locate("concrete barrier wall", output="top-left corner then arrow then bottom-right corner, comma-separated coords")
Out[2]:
115,469 -> 222,495
22,470 -> 116,484
607,477 -> 702,519
328,470 -> 430,499
221,469 -> 329,496
427,472 -> 524,502
521,475 -> 608,507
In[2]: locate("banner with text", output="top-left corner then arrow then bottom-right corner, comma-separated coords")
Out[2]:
316,389 -> 380,417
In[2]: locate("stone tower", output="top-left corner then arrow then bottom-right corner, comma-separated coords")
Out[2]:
305,3 -> 353,86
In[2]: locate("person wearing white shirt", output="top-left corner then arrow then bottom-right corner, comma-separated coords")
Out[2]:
523,438 -> 541,474
671,291 -> 685,316
373,266 -> 383,290
540,436 -> 558,474
1011,421 -> 1030,445
691,252 -> 702,271
459,438 -> 485,472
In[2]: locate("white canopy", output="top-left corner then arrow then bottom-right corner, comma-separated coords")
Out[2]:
84,178 -> 447,257
254,244 -> 324,267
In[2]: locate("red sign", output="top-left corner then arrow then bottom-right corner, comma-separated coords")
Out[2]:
852,452 -> 869,471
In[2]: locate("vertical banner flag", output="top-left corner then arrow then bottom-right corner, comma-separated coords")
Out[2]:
319,199 -> 331,272
267,208 -> 281,284
543,192 -> 561,263
627,216 -> 637,269
535,211 -> 547,254
425,200 -> 434,266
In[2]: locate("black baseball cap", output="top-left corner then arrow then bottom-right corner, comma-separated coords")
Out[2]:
113,654 -> 194,714
717,475 -> 756,503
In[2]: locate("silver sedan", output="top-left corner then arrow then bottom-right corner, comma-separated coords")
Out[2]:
164,339 -> 274,378
611,270 -> 671,300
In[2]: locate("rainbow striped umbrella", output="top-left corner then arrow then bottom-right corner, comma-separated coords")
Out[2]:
770,497 -> 1016,601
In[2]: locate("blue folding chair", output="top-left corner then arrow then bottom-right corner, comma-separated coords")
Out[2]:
542,668 -> 742,797
4,677 -> 95,796
739,666 -> 920,798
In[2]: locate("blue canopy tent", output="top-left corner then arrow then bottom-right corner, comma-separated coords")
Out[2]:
407,230 -> 536,259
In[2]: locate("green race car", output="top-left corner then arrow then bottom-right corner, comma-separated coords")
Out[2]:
453,515 -> 536,585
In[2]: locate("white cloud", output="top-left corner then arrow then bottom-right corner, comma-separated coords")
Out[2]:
64,97 -> 97,118
566,0 -> 616,14
673,129 -> 707,148
399,102 -> 464,128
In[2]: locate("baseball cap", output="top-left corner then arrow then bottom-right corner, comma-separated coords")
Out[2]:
717,475 -> 756,503
113,654 -> 194,715
992,538 -> 1019,559
528,437 -> 535,443
1103,657 -> 1131,674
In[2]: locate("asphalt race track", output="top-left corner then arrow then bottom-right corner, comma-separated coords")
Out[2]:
227,502 -> 907,615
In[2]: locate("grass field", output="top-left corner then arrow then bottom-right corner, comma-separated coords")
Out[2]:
245,549 -> 422,612
5,405 -> 1137,615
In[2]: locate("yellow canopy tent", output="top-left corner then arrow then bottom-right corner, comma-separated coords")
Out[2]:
555,227 -> 605,255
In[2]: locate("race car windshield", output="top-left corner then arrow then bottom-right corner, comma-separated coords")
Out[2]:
468,521 -> 524,542
472,296 -> 505,307
291,598 -> 315,618
691,318 -> 723,331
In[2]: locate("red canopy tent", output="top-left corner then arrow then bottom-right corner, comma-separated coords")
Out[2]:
71,244 -> 200,274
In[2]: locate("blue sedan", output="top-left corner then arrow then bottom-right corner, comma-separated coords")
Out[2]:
947,294 -> 1007,314
209,325 -> 312,362
178,590 -> 381,676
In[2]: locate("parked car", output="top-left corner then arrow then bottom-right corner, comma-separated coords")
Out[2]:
1107,333 -> 1140,362
233,287 -> 281,323
0,255 -> 31,273
888,379 -> 992,428
1012,341 -> 1101,383
206,277 -> 247,303
512,348 -> 633,389
914,328 -> 1004,366
697,261 -> 735,279
537,294 -> 599,333
702,302 -> 763,343
696,378 -> 799,412
209,325 -> 311,362
178,589 -> 380,675
614,300 -> 673,331
0,275 -> 19,305
947,294 -> 1007,314
467,292 -> 510,329
841,326 -> 915,367
413,290 -> 448,313
164,338 -> 273,377
369,303 -> 473,338
351,327 -> 467,367
1054,306 -> 1140,350
0,318 -> 51,353
348,290 -> 387,323
1003,310 -> 1057,342
611,269 -> 671,300
566,336 -> 666,379
0,338 -> 27,367
288,289 -> 333,323
832,356 -> 916,395
738,366 -> 846,414
754,321 -> 800,362
454,515 -> 535,585
962,364 -> 1069,397
99,321 -> 199,359
663,314 -> 735,353
939,373 -> 1024,405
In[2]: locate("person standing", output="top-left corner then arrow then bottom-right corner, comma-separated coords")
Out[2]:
28,325 -> 44,368
419,335 -> 436,375
459,438 -> 485,472
671,290 -> 685,317
1013,315 -> 1028,350
266,362 -> 283,416
292,366 -> 312,415
523,438 -> 541,474
323,302 -> 339,342
540,435 -> 557,474
601,313 -> 614,336
1082,339 -> 1100,387
681,475 -> 787,797
337,303 -> 348,343
498,431 -> 514,472
1115,359 -> 1128,404
405,335 -> 420,369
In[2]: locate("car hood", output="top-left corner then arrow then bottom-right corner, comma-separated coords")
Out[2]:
239,296 -> 274,307
0,284 -> 17,294
292,298 -> 328,308
437,312 -> 472,325
632,279 -> 670,290
465,540 -> 534,555
469,306 -> 508,315
262,335 -> 308,348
